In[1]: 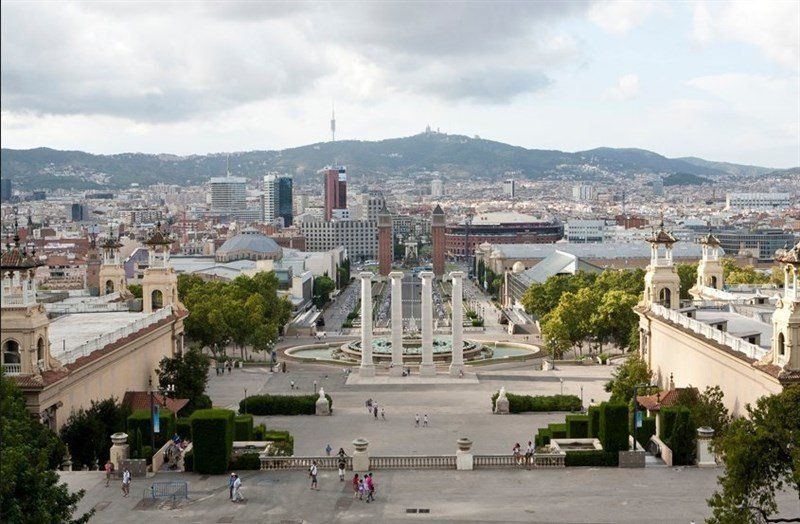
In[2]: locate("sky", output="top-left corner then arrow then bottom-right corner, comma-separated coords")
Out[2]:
1,1 -> 798,168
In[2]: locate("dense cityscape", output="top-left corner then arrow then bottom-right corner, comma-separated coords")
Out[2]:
1,2 -> 798,524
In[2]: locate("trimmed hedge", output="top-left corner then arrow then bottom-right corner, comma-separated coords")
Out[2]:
588,405 -> 601,438
241,394 -> 332,416
635,416 -> 657,448
490,393 -> 582,413
666,407 -> 695,466
548,423 -> 567,439
176,418 -> 192,441
599,403 -> 629,453
127,408 -> 175,449
183,450 -> 193,472
535,428 -> 551,447
564,450 -> 619,467
190,409 -> 235,474
659,408 -> 679,441
230,452 -> 261,470
234,415 -> 254,441
566,415 -> 590,438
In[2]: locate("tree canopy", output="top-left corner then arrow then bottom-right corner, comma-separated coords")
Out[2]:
157,348 -> 212,414
313,275 -> 336,308
604,353 -> 652,403
1,376 -> 92,523
707,385 -> 799,523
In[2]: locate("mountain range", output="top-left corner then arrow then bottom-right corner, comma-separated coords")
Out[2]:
0,132 -> 789,190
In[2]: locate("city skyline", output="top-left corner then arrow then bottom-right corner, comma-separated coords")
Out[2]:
1,1 -> 798,167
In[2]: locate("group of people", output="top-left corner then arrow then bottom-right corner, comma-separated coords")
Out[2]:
228,472 -> 244,502
365,399 -> 386,420
103,460 -> 131,497
352,472 -> 376,502
414,413 -> 429,427
512,441 -> 536,467
214,360 -> 234,375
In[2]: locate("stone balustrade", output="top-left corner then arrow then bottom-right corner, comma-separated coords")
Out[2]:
2,363 -> 21,376
369,455 -> 456,469
258,453 -> 568,470
259,456 -> 351,470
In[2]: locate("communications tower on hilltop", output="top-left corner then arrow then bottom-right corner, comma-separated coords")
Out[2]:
331,103 -> 336,142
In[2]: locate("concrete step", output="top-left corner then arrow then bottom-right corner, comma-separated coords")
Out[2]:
645,453 -> 667,468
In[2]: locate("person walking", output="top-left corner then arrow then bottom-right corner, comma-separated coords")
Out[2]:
365,473 -> 375,503
414,413 -> 420,427
290,380 -> 295,390
121,468 -> 131,497
227,361 -> 232,374
338,457 -> 346,481
423,414 -> 428,427
309,461 -> 319,490
380,407 -> 386,421
325,444 -> 332,456
104,460 -> 113,487
228,472 -> 235,499
351,474 -> 360,499
357,477 -> 365,500
373,405 -> 378,420
232,473 -> 243,503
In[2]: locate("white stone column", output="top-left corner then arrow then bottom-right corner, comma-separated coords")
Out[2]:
359,272 -> 375,377
419,270 -> 436,376
389,271 -> 404,376
449,271 -> 465,377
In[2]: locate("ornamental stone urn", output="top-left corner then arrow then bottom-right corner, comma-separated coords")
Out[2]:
109,432 -> 130,473
352,438 -> 370,472
495,386 -> 509,414
315,387 -> 330,416
456,438 -> 473,452
456,437 -> 474,470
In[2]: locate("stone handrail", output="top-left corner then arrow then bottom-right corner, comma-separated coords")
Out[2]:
1,290 -> 37,308
58,306 -> 174,365
2,363 -> 21,376
474,453 -> 565,468
259,455 -> 351,470
650,304 -> 768,360
46,292 -> 128,314
650,435 -> 673,467
370,455 -> 456,469
260,453 -> 565,471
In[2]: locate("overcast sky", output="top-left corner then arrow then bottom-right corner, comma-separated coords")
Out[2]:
1,1 -> 798,167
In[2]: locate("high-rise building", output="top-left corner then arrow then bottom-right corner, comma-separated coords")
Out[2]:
503,179 -> 516,198
1,178 -> 11,202
321,166 -> 347,220
278,175 -> 293,227
652,178 -> 664,197
263,174 -> 279,223
210,175 -> 247,211
66,203 -> 91,222
431,179 -> 444,197
298,216 -> 377,260
725,193 -> 792,210
572,184 -> 595,202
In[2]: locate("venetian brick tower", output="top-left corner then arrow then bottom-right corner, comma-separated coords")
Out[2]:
377,204 -> 393,277
431,204 -> 445,277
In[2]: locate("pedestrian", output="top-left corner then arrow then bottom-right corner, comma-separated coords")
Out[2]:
423,414 -> 428,427
338,457 -> 346,481
121,468 -> 131,497
325,443 -> 332,456
380,407 -> 386,421
290,380 -> 295,390
104,460 -> 113,487
525,441 -> 534,468
232,473 -> 243,503
373,405 -> 378,419
309,461 -> 319,490
352,474 -> 360,499
512,442 -> 521,465
365,472 -> 375,503
414,413 -> 420,427
282,361 -> 287,373
357,477 -> 365,500
227,361 -> 232,374
228,472 -> 235,499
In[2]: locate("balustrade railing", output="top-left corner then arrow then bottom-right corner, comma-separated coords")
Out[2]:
370,455 -> 456,469
259,456 -> 350,470
650,304 -> 768,360
2,363 -> 21,375
474,454 -> 516,468
259,453 -> 565,471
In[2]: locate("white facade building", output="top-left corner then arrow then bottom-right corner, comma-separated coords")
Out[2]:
565,220 -> 606,243
503,179 -> 516,198
210,176 -> 247,211
572,184 -> 595,202
263,173 -> 279,223
298,216 -> 378,260
725,193 -> 792,210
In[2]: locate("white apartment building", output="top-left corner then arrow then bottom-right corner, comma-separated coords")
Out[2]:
263,173 -> 279,223
209,176 -> 247,211
565,220 -> 606,243
298,216 -> 378,260
572,184 -> 595,202
725,193 -> 792,210
120,208 -> 164,226
503,179 -> 516,198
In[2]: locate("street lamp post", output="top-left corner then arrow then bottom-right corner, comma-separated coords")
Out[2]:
243,388 -> 247,414
631,383 -> 656,451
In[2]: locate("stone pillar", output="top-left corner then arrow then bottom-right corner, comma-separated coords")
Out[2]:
359,272 -> 375,377
495,386 -> 509,414
419,271 -> 436,377
109,432 -> 130,473
315,387 -> 330,415
449,271 -> 465,377
389,271 -> 404,376
456,437 -> 473,470
352,438 -> 370,472
696,427 -> 717,467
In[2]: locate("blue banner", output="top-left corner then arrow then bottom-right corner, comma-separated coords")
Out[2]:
635,410 -> 643,429
153,404 -> 160,434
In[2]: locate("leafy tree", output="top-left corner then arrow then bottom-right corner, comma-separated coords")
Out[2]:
59,397 -> 129,469
604,353 -> 652,403
674,385 -> 732,440
707,386 -> 799,523
177,273 -> 205,301
477,259 -> 486,286
313,275 -> 336,308
127,283 -> 143,299
675,263 -> 698,299
591,290 -> 639,351
1,376 -> 92,523
157,348 -> 211,415
337,258 -> 351,288
521,271 -> 598,319
721,258 -> 771,285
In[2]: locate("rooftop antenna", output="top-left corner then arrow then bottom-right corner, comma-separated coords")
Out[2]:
331,102 -> 336,142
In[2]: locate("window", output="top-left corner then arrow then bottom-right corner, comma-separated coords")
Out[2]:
105,279 -> 115,294
37,337 -> 44,362
151,289 -> 164,310
658,288 -> 672,309
2,340 -> 21,364
778,333 -> 785,356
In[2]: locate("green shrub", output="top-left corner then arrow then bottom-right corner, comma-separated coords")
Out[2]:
491,392 -> 582,413
535,428 -> 552,447
564,450 -> 619,467
268,437 -> 294,456
599,402 -> 629,453
635,416 -> 657,448
229,452 -> 261,470
667,407 -> 695,465
190,409 -> 235,474
548,423 -> 567,439
127,408 -> 175,449
183,450 -> 193,472
659,407 -> 679,441
252,424 -> 265,441
588,405 -> 601,438
234,415 -> 254,441
176,418 -> 192,441
566,415 -> 591,438
241,394 -> 332,416
141,445 -> 153,465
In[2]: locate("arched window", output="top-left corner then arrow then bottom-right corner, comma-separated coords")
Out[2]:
37,337 -> 44,362
711,276 -> 718,289
2,340 -> 21,364
151,289 -> 164,310
778,333 -> 786,356
105,279 -> 115,294
659,288 -> 672,309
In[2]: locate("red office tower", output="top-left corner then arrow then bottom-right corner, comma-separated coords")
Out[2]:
378,205 -> 393,276
322,166 -> 347,220
431,204 -> 445,276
